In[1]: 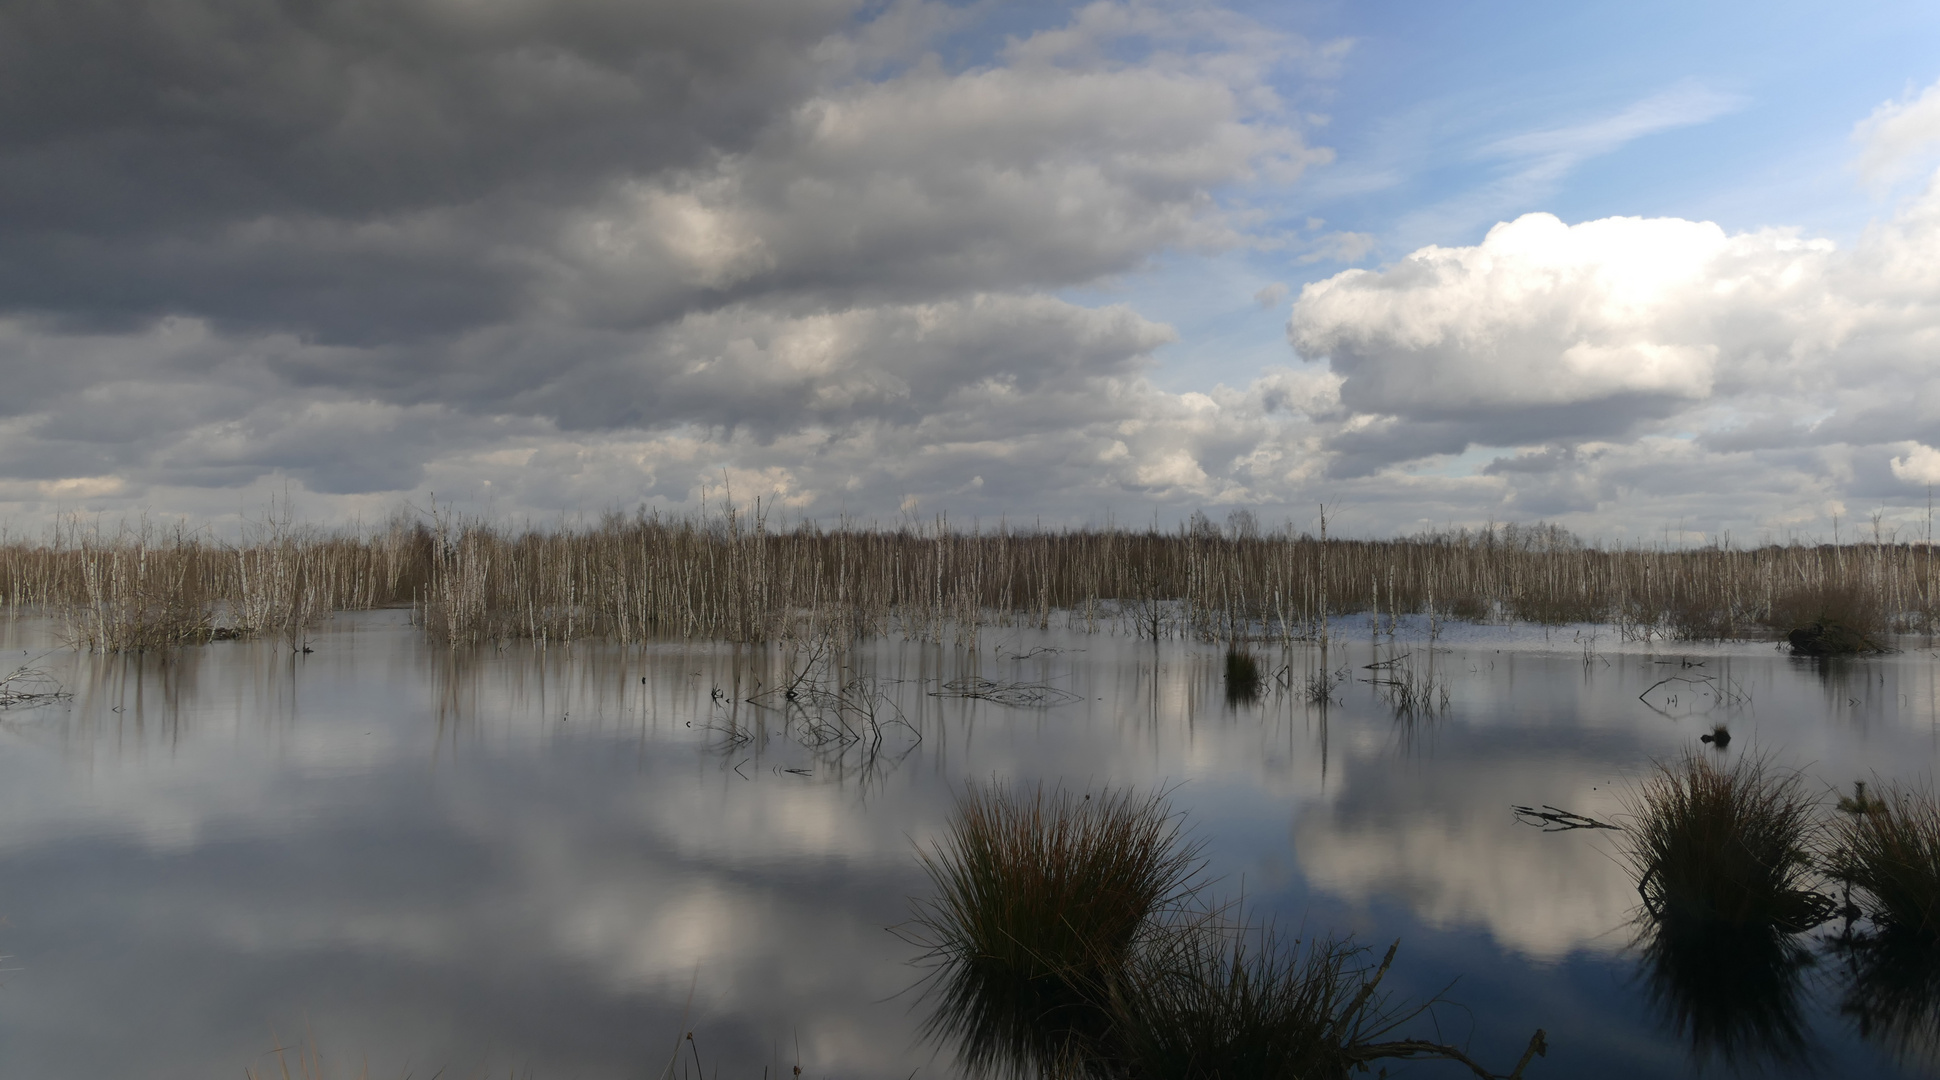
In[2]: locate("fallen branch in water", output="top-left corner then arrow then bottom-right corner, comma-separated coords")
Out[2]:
1350,1028 -> 1548,1079
929,677 -> 1081,708
1513,804 -> 1620,831
0,664 -> 68,709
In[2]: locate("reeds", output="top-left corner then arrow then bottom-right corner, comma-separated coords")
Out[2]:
1624,753 -> 1826,929
1832,783 -> 1940,937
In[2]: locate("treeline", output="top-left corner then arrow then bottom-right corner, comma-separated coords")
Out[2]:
0,508 -> 1930,649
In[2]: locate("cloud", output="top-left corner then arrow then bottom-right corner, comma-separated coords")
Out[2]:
1288,212 -> 1823,428
1891,443 -> 1940,486
3,1 -> 1940,544
1385,82 -> 1746,246
0,0 -> 1349,526
1855,77 -> 1940,188
1480,82 -> 1745,181
0,0 -> 1322,344
1274,168 -> 1940,535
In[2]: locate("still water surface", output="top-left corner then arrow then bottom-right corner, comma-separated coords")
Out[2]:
0,611 -> 1935,1078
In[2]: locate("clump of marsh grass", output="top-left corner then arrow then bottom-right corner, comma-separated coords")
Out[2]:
1110,926 -> 1391,1079
1831,782 -> 1940,937
1109,925 -> 1545,1080
1768,579 -> 1886,642
1624,752 -> 1828,930
909,784 -> 1203,1076
1623,753 -> 1830,1068
1224,649 -> 1262,705
910,785 -> 1548,1079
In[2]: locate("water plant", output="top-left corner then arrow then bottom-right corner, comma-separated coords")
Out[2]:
1624,752 -> 1828,929
1224,649 -> 1262,704
1831,782 -> 1940,936
908,784 -> 1203,1076
910,784 -> 1548,1078
1623,753 -> 1832,1068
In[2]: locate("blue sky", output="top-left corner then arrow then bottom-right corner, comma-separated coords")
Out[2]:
1121,0 -> 1940,392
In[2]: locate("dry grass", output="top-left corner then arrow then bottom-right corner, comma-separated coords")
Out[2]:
1618,755 -> 1836,1069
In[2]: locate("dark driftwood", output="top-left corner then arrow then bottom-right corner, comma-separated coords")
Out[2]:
929,677 -> 1081,707
1512,804 -> 1620,831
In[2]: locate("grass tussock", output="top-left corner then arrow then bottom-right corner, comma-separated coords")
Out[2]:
1622,754 -> 1836,1068
1768,579 -> 1886,639
910,784 -> 1202,1075
1223,649 -> 1262,705
1832,783 -> 1940,937
1110,927 -> 1418,1080
1624,753 -> 1826,929
911,784 -> 1547,1079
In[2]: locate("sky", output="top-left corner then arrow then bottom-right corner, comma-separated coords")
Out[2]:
5,0 -> 1940,541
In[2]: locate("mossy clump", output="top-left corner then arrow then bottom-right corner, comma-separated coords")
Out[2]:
1787,618 -> 1884,657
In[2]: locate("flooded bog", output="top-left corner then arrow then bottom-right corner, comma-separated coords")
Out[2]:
0,611 -> 1935,1078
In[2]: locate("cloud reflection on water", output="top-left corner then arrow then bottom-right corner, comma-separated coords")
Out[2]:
0,615 -> 1935,1077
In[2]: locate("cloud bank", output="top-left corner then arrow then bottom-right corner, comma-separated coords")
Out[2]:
0,3 -> 1937,541
0,0 -> 1346,527
1287,150 -> 1940,538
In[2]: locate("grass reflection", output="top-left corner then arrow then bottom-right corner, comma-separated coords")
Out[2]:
1621,752 -> 1831,1069
1831,783 -> 1940,1068
1837,928 -> 1940,1072
1633,913 -> 1816,1068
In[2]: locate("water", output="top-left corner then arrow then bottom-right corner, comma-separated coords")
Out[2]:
0,610 -> 1935,1078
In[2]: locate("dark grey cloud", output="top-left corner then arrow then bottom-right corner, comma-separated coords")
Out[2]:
0,0 -> 862,339
0,0 -> 1339,521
